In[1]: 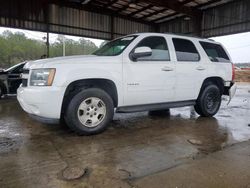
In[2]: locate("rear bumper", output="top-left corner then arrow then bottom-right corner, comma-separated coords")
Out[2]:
222,82 -> 236,105
223,82 -> 236,95
228,83 -> 237,104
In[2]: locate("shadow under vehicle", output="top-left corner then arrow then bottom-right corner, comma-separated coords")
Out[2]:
0,62 -> 26,98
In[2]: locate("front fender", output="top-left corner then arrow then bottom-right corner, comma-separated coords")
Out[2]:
54,66 -> 123,106
64,68 -> 120,86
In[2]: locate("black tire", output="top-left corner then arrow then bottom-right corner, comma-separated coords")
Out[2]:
65,88 -> 114,135
194,84 -> 222,117
194,104 -> 202,115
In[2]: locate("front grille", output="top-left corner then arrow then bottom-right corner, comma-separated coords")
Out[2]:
22,79 -> 28,87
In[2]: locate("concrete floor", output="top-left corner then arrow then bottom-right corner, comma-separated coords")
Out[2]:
0,84 -> 249,188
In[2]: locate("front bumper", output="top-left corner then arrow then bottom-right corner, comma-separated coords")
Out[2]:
28,114 -> 59,124
17,86 -> 65,120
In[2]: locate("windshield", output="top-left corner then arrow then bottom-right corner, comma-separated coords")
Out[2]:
93,36 -> 137,56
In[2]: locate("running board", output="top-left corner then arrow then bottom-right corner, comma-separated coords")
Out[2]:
116,100 -> 196,113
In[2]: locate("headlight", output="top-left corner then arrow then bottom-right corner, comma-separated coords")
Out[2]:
30,69 -> 56,86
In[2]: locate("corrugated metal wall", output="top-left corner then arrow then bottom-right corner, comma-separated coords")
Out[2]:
113,17 -> 153,39
159,17 -> 194,36
159,0 -> 250,37
0,0 -> 47,33
48,4 -> 112,39
0,0 -> 153,40
202,0 -> 250,37
0,0 -> 250,39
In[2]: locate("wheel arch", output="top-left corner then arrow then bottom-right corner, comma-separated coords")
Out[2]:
61,78 -> 118,118
198,77 -> 225,97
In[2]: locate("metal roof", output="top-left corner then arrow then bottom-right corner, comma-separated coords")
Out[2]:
63,0 -> 231,24
0,0 -> 249,40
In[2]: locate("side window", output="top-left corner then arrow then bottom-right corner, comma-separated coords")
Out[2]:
172,38 -> 200,62
200,41 -> 230,63
135,36 -> 170,61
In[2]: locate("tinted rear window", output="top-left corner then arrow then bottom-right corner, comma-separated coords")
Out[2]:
200,41 -> 230,63
172,38 -> 200,62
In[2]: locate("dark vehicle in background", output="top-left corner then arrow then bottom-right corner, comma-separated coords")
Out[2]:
0,62 -> 25,98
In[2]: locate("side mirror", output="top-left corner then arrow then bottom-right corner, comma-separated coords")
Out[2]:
130,47 -> 152,61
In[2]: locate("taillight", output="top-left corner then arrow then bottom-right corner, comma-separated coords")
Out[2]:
232,63 -> 235,81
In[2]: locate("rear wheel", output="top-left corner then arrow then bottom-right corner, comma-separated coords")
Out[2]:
194,84 -> 222,117
65,88 -> 114,135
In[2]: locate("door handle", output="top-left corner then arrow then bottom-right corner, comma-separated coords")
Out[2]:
196,66 -> 206,71
161,66 -> 174,71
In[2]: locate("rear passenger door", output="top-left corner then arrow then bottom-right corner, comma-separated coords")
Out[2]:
172,38 -> 207,101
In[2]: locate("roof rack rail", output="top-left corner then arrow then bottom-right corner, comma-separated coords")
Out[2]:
208,38 -> 215,41
163,32 -> 207,40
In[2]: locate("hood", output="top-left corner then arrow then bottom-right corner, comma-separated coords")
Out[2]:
24,55 -> 119,69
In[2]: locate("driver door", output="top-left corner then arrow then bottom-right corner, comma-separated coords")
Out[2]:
123,36 -> 176,106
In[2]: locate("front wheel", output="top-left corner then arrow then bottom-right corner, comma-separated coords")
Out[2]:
65,88 -> 114,135
194,84 -> 222,117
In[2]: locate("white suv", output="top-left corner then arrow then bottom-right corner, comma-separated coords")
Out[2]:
17,33 -> 236,135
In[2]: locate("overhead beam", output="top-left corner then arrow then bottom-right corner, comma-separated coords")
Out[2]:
147,0 -> 223,37
149,0 -> 203,37
137,0 -> 201,18
150,0 -> 202,23
152,12 -> 180,23
116,3 -> 131,12
103,0 -> 119,8
52,0 -> 153,25
181,0 -> 195,5
129,4 -> 154,16
196,0 -> 224,9
140,8 -> 168,19
148,0 -> 224,23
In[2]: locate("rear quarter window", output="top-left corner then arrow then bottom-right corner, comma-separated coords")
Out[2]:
199,41 -> 230,63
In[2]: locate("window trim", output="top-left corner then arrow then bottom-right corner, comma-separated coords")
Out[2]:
129,36 -> 171,62
172,37 -> 201,62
